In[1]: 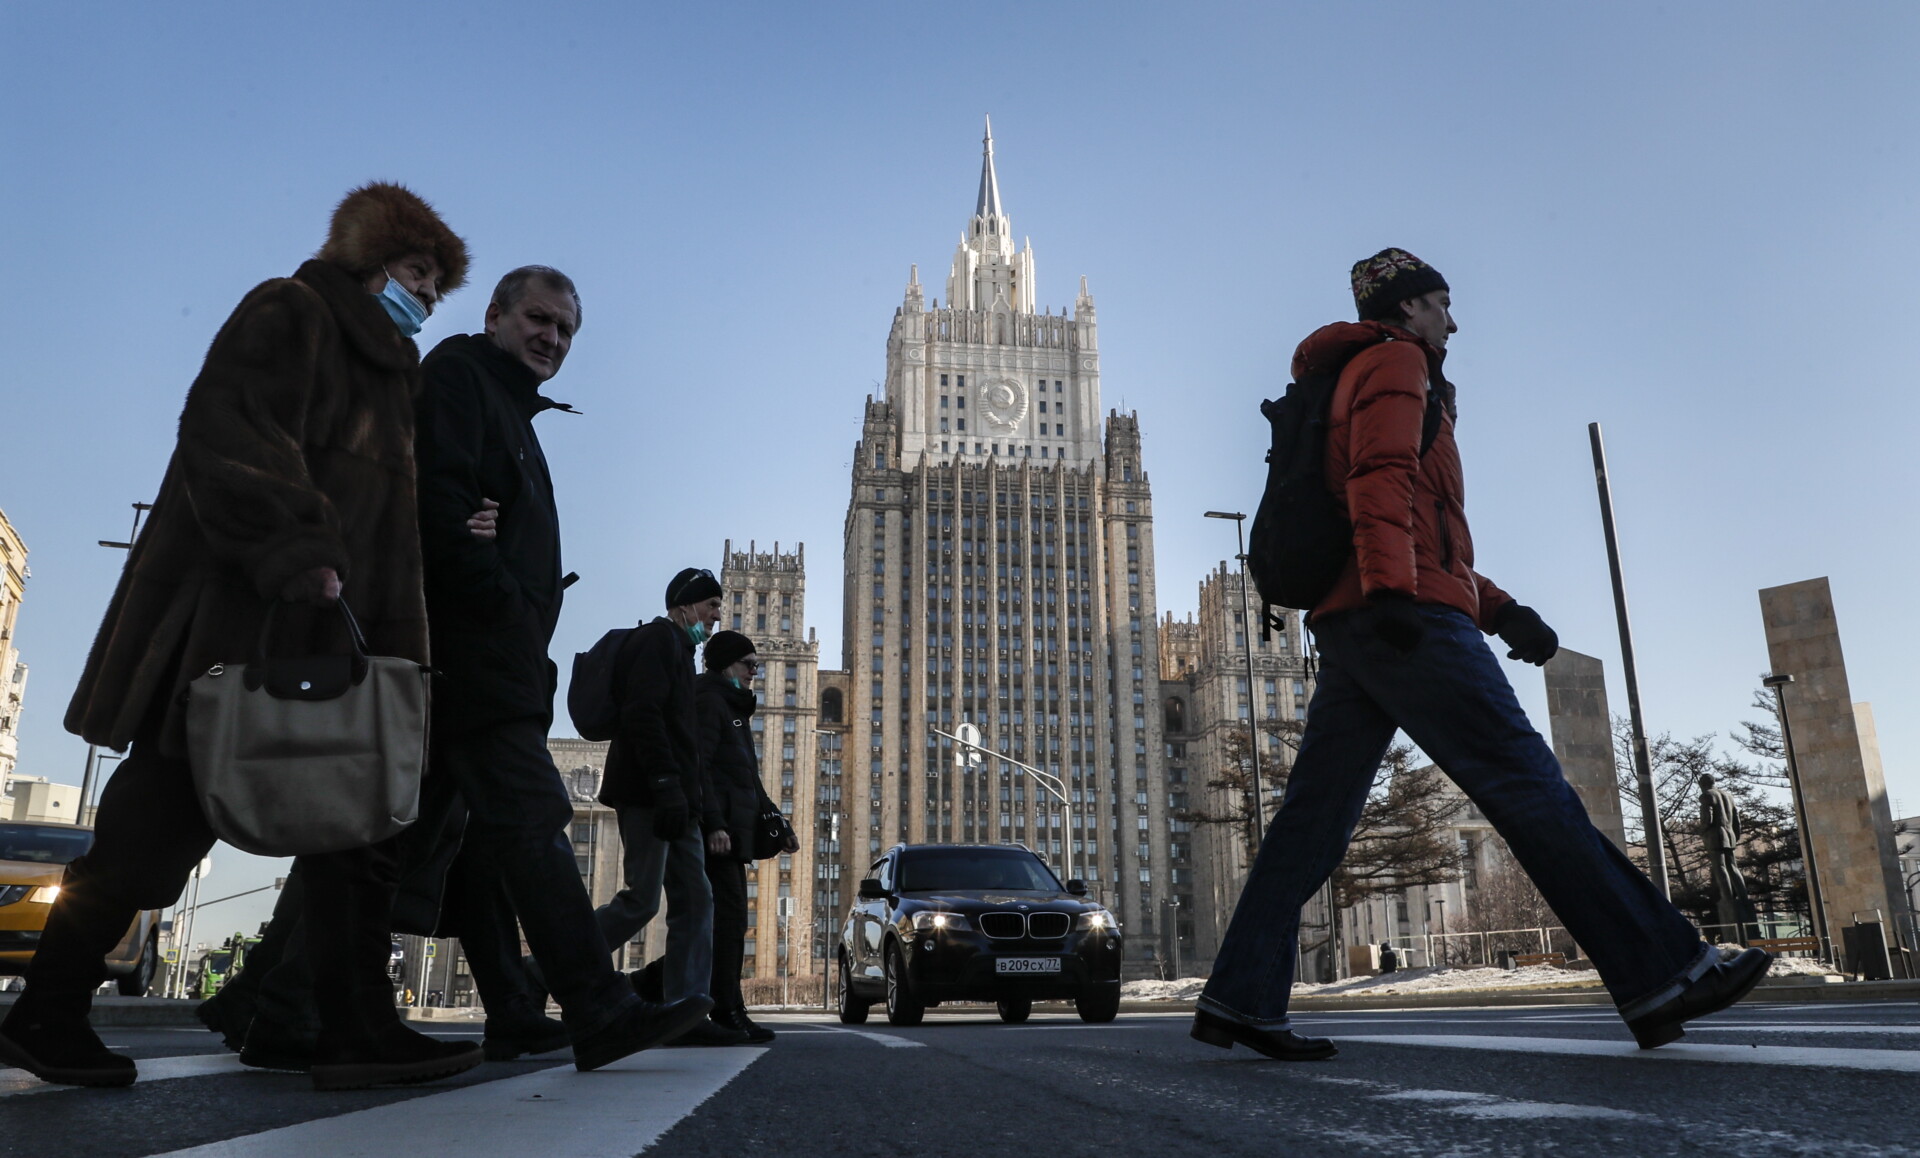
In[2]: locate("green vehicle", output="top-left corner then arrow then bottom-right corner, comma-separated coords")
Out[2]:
191,932 -> 259,999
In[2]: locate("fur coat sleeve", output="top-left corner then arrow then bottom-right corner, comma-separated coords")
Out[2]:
175,281 -> 353,600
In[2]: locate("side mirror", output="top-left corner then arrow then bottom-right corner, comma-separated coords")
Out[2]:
1065,879 -> 1089,897
858,878 -> 888,901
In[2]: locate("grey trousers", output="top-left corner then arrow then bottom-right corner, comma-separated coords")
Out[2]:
594,806 -> 714,1004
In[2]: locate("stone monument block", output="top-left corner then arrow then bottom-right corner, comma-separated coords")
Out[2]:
1543,649 -> 1628,855
1757,578 -> 1905,955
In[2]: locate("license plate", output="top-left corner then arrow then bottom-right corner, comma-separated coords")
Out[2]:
995,957 -> 1062,974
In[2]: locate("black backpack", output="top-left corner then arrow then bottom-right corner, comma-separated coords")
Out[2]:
1247,337 -> 1438,623
568,626 -> 637,741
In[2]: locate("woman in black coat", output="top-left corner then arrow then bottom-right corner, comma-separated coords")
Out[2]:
694,632 -> 795,1043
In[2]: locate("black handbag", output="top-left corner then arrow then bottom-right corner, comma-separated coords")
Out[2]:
751,803 -> 791,861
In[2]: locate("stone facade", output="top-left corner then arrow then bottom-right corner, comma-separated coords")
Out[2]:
1157,565 -> 1314,969
1758,577 -> 1906,961
0,508 -> 27,804
1542,649 -> 1628,854
823,125 -> 1174,974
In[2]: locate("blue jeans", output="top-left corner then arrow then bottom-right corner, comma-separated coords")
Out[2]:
595,808 -> 715,1005
1199,604 -> 1710,1028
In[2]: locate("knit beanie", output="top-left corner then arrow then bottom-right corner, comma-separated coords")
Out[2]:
1351,248 -> 1449,322
665,566 -> 722,609
704,630 -> 756,672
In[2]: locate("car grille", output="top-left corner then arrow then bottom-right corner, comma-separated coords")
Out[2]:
1027,913 -> 1071,939
979,912 -> 1026,939
978,911 -> 1070,939
0,931 -> 42,949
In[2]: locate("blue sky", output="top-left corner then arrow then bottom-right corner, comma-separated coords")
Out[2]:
4,3 -> 1916,935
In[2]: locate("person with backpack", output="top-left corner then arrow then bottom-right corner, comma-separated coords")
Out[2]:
1196,248 -> 1768,1062
589,567 -> 745,1045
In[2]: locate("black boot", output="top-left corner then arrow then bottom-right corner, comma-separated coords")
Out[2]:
671,1016 -> 750,1047
0,1000 -> 136,1088
1190,1009 -> 1337,1061
715,1006 -> 774,1044
483,1007 -> 573,1061
311,1021 -> 484,1091
239,1016 -> 318,1073
195,991 -> 254,1054
627,958 -> 665,1003
572,995 -> 714,1071
1625,947 -> 1771,1049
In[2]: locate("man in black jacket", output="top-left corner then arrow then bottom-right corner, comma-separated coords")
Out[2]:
593,568 -> 737,1043
415,267 -> 709,1067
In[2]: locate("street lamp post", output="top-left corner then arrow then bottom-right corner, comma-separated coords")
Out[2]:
1203,511 -> 1265,856
937,725 -> 1075,883
1764,673 -> 1831,960
1164,895 -> 1182,979
83,503 -> 152,821
1434,896 -> 1448,968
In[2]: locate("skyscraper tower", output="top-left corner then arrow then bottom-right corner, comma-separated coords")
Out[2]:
836,122 -> 1172,964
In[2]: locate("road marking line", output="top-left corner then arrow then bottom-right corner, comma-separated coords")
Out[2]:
0,1052 -> 246,1098
148,1047 -> 766,1157
1680,1024 -> 1920,1035
1373,1088 -> 1648,1121
820,1026 -> 925,1048
1342,1034 -> 1920,1072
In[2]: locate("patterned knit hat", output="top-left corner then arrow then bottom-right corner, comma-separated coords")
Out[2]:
1351,248 -> 1449,322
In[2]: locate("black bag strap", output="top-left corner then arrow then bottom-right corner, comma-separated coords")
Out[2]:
252,599 -> 370,669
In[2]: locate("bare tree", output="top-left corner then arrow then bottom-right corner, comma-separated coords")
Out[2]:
1181,724 -> 1464,909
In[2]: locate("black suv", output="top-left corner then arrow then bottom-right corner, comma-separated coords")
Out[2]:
838,843 -> 1123,1026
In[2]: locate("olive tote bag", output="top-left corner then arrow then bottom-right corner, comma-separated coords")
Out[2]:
185,600 -> 428,857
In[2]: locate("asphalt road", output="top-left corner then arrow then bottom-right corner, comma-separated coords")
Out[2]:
4,1000 -> 1918,1157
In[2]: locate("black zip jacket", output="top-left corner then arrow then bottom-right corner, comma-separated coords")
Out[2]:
694,670 -> 779,862
416,333 -> 570,731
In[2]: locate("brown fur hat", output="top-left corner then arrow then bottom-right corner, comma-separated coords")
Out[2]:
316,182 -> 469,295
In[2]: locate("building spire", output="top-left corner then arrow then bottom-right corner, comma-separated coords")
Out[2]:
975,114 -> 1002,218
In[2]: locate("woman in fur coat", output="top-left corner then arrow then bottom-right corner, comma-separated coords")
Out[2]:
0,183 -> 484,1091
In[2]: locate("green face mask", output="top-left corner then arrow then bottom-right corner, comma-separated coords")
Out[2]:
686,621 -> 710,645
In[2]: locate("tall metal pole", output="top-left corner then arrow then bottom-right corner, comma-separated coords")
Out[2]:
77,746 -> 99,826
1205,511 -> 1264,856
1766,675 -> 1831,960
1587,424 -> 1670,897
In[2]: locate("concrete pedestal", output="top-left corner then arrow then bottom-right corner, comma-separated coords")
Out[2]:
1758,578 -> 1905,963
1543,649 -> 1629,856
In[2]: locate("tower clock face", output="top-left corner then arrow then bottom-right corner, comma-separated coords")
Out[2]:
980,377 -> 1028,430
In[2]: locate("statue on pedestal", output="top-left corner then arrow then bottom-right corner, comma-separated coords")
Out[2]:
1698,773 -> 1759,940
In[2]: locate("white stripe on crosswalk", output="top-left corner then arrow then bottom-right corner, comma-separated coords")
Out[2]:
0,1052 -> 247,1098
148,1047 -> 765,1158
821,1026 -> 925,1048
1343,1034 -> 1920,1072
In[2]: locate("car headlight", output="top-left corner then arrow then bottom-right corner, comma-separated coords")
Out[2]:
27,885 -> 60,904
1076,909 -> 1117,932
912,911 -> 972,932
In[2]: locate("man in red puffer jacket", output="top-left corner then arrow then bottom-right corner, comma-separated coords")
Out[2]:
1192,249 -> 1768,1062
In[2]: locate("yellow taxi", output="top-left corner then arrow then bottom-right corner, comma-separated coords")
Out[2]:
0,821 -> 162,996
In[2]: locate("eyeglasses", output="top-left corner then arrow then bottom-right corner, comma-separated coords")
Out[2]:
667,568 -> 715,606
741,659 -> 762,673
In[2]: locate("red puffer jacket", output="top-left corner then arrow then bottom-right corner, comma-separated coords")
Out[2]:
1296,320 -> 1512,631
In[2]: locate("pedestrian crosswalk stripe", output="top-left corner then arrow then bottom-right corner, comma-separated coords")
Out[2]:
147,1047 -> 766,1158
1342,1034 -> 1920,1072
821,1026 -> 925,1048
0,1052 -> 247,1099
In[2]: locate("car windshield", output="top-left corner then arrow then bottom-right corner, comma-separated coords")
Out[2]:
207,953 -> 234,973
0,824 -> 94,865
897,849 -> 1062,893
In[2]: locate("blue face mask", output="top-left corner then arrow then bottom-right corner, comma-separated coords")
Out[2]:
686,621 -> 710,646
376,269 -> 429,336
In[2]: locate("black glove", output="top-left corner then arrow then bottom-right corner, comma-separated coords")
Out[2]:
1494,602 -> 1559,666
649,777 -> 691,840
1368,591 -> 1425,654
